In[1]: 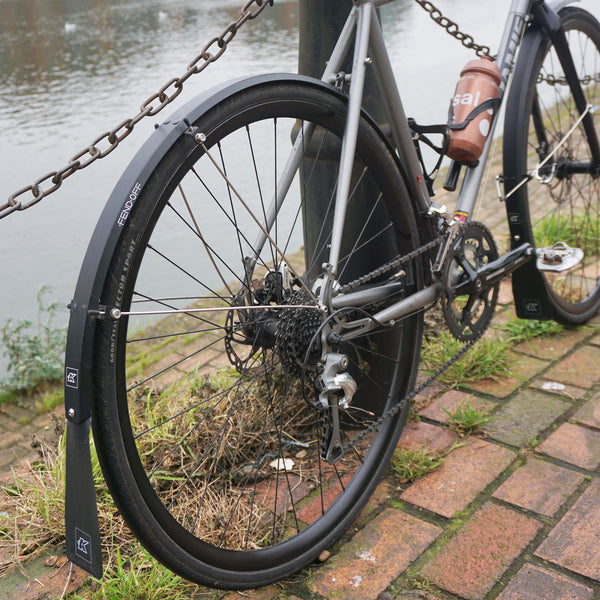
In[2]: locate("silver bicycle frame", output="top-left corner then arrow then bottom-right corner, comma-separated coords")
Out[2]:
255,0 -> 537,324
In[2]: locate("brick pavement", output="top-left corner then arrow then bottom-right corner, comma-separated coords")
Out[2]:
0,290 -> 599,599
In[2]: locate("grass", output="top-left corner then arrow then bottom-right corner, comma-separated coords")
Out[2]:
533,212 -> 600,255
391,447 -> 445,483
0,430 -> 212,599
421,331 -> 512,387
443,398 -> 492,436
501,317 -> 565,344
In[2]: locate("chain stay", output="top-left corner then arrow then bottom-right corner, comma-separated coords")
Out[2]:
0,0 -> 273,220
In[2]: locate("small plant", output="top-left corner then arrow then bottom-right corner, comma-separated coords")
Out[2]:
443,398 -> 492,436
502,318 -> 564,344
0,287 -> 67,396
391,447 -> 445,482
421,331 -> 511,386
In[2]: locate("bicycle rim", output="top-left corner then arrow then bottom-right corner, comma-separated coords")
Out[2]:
92,80 -> 423,587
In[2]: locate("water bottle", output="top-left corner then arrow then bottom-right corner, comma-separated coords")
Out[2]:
447,57 -> 501,163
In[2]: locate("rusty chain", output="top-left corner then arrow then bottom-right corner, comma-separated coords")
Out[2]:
0,0 -> 273,220
412,0 -> 494,58
2,0 -> 499,221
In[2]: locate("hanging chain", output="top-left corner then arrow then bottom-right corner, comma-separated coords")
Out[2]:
412,0 -> 494,59
0,0 -> 273,220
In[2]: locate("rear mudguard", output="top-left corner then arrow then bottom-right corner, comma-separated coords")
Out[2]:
63,72 -> 424,577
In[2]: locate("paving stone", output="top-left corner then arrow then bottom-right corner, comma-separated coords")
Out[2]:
492,458 -> 584,517
418,389 -> 494,425
573,391 -> 600,429
252,474 -> 312,517
465,352 -> 548,398
483,389 -> 569,447
0,557 -> 88,600
412,379 -> 446,412
398,420 -> 458,454
513,327 -> 589,361
222,587 -> 279,600
529,378 -> 587,401
401,439 -> 514,517
310,508 -> 441,600
422,503 -> 541,600
496,563 -> 593,600
537,423 -> 600,470
536,481 -> 600,581
0,431 -> 25,450
544,345 -> 600,388
296,474 -> 352,525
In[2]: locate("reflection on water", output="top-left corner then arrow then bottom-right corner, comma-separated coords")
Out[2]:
0,0 -> 599,377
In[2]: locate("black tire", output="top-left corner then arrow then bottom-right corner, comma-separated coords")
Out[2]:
504,7 -> 600,324
92,80 -> 423,588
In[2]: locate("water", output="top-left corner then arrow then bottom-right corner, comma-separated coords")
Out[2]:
1,0 -> 599,376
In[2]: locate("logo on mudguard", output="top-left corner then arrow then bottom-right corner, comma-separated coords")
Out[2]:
65,367 -> 79,389
524,299 -> 542,316
75,528 -> 92,563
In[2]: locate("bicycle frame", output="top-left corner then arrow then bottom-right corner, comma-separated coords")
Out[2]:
295,0 -> 593,338
63,0 -> 594,580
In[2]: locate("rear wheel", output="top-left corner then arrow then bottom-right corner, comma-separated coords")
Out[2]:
92,80 -> 424,588
504,7 -> 600,323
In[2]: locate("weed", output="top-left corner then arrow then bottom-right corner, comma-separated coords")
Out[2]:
34,387 -> 64,415
0,287 -> 66,396
421,332 -> 511,386
443,398 -> 492,436
71,545 -> 200,600
391,447 -> 444,482
501,318 -> 564,344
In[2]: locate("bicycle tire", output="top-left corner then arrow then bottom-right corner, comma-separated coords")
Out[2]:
91,78 -> 423,588
503,6 -> 600,324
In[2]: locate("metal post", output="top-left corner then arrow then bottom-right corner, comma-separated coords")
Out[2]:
298,1 -> 412,417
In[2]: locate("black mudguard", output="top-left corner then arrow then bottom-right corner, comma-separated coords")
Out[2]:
63,72 -> 413,577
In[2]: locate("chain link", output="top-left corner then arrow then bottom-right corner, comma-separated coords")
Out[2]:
337,236 -> 442,295
412,0 -> 494,58
0,0 -> 273,220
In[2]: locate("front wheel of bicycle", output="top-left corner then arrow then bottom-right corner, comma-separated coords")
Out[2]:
91,78 -> 424,588
504,7 -> 600,324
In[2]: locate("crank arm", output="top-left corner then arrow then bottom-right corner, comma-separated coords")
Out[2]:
454,243 -> 533,296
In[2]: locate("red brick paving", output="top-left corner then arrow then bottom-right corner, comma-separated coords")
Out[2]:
543,345 -> 600,388
310,508 -> 441,600
397,420 -> 459,454
492,458 -> 584,517
1,303 -> 600,599
496,563 -> 594,600
422,503 -> 541,600
465,352 -> 548,398
536,481 -> 600,581
537,422 -> 600,469
573,391 -> 600,428
401,439 -> 514,517
418,389 -> 494,425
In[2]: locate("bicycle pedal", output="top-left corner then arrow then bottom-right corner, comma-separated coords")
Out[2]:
536,242 -> 584,273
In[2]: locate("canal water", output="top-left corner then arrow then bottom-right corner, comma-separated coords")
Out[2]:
1,0 -> 599,376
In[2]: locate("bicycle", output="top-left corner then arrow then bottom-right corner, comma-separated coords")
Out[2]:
62,0 -> 600,589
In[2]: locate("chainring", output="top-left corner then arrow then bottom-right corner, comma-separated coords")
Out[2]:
440,221 -> 499,342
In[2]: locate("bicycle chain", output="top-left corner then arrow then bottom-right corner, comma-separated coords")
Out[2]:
412,0 -> 494,59
0,0 -> 273,220
336,236 -> 443,295
340,336 -> 475,456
